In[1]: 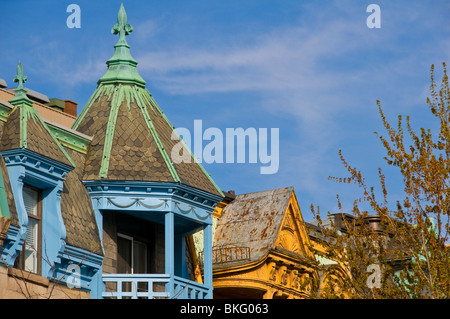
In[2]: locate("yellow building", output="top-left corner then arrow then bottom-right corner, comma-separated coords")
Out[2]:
210,187 -> 320,299
305,219 -> 351,298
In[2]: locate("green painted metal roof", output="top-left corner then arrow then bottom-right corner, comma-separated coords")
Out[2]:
98,4 -> 146,87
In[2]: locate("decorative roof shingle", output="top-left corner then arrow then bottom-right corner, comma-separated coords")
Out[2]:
60,147 -> 103,255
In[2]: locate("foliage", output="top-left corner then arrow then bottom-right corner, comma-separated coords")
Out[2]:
310,63 -> 450,299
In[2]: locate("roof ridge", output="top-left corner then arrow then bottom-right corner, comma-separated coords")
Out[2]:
233,186 -> 294,198
133,86 -> 180,182
145,93 -> 224,197
98,84 -> 123,178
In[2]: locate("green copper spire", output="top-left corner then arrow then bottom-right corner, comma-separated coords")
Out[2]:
112,3 -> 133,47
98,3 -> 146,87
9,61 -> 33,107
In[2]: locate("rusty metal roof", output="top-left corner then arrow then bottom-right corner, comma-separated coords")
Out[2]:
213,186 -> 294,269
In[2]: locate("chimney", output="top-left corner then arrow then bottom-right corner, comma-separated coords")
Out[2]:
63,100 -> 77,116
46,98 -> 78,117
0,79 -> 7,88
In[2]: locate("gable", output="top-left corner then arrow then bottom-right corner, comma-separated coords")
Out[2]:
213,187 -> 292,268
274,192 -> 313,259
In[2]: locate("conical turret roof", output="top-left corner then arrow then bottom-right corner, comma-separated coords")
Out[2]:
73,4 -> 222,197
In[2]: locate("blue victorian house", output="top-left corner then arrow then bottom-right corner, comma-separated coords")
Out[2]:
0,4 -> 222,299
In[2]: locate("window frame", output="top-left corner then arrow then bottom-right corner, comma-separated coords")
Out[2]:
117,232 -> 148,274
16,184 -> 43,275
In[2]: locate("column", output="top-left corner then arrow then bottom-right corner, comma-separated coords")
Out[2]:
203,223 -> 213,299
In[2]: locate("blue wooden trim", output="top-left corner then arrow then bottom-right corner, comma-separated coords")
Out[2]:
0,225 -> 24,267
165,212 -> 175,274
102,274 -> 171,299
84,181 -> 219,226
83,180 -> 222,209
101,274 -> 210,299
0,148 -> 73,278
203,223 -> 213,299
83,180 -> 220,299
165,212 -> 175,297
5,165 -> 27,235
52,244 -> 103,292
1,149 -> 73,183
41,183 -> 67,279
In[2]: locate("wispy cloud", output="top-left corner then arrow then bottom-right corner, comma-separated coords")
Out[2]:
137,19 -> 366,93
131,2 -> 450,217
17,39 -> 103,89
5,1 -> 447,219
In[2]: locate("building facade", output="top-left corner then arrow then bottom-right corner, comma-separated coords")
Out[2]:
0,4 -> 221,299
0,4 -> 355,300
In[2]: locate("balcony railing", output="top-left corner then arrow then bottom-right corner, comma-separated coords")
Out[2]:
198,245 -> 251,268
101,274 -> 210,299
172,275 -> 210,299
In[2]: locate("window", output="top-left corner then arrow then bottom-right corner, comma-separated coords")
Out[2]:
117,233 -> 149,296
117,233 -> 148,274
16,185 -> 42,274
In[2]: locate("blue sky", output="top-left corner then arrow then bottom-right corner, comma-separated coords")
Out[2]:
1,1 -> 449,222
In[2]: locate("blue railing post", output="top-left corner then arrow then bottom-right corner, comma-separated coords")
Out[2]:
165,212 -> 175,297
203,223 -> 213,299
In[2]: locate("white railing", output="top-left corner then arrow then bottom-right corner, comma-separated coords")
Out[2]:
102,274 -> 210,299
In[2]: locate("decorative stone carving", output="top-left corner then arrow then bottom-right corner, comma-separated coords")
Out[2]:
280,267 -> 288,286
268,261 -> 277,282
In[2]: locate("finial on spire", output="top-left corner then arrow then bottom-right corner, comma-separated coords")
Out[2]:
98,3 -> 146,87
14,61 -> 27,91
111,3 -> 133,46
10,61 -> 32,105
